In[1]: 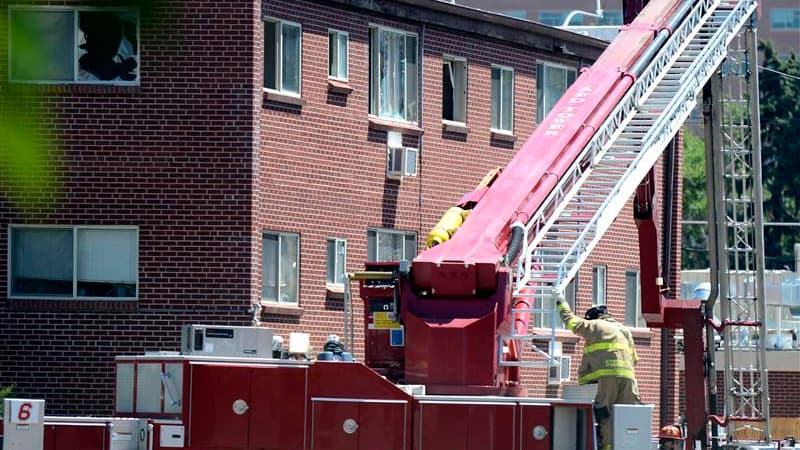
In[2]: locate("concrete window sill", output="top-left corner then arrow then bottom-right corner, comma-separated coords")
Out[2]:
327,79 -> 353,95
368,116 -> 423,135
263,89 -> 305,107
261,302 -> 304,317
491,129 -> 516,142
442,120 -> 468,134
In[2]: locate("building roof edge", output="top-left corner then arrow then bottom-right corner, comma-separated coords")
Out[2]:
305,0 -> 608,59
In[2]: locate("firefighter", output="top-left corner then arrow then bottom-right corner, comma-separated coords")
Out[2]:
658,425 -> 683,449
556,299 -> 642,450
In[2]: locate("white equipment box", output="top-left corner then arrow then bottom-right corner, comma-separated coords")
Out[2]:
613,404 -> 653,449
181,324 -> 273,357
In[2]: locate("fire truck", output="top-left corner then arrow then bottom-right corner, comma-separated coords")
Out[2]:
3,0 -> 794,448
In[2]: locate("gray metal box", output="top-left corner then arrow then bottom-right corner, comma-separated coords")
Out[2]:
181,324 -> 273,358
613,404 -> 653,450
3,399 -> 44,450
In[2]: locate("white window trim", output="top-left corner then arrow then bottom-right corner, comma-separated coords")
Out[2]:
261,230 -> 300,305
490,64 -> 514,133
367,228 -> 417,262
537,61 -> 577,124
368,23 -> 419,124
8,5 -> 140,86
8,224 -> 139,300
326,237 -> 347,287
263,17 -> 302,98
625,269 -> 649,329
442,54 -> 468,126
592,265 -> 607,306
327,28 -> 349,82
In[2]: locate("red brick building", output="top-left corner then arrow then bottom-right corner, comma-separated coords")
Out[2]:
0,0 -> 681,428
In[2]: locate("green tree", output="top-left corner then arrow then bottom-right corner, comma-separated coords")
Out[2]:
759,42 -> 800,269
681,129 -> 709,269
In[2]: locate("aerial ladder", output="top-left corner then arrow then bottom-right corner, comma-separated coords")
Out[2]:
360,0 -> 770,447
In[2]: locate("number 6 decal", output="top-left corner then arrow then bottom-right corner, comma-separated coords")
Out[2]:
17,402 -> 32,421
8,399 -> 43,424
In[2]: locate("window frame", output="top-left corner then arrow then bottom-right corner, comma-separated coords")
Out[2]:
535,275 -> 577,329
490,64 -> 514,133
263,17 -> 302,97
538,11 -> 567,26
442,54 -> 468,125
770,8 -> 800,30
366,228 -> 418,262
8,5 -> 140,85
326,237 -> 347,286
624,269 -> 647,328
592,265 -> 607,306
262,231 -> 300,305
328,28 -> 349,82
368,24 -> 420,124
8,224 -> 139,300
536,61 -> 578,124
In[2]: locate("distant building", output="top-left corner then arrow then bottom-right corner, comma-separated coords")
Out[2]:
458,0 -> 799,57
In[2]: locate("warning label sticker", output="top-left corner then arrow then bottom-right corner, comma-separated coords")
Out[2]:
373,312 -> 402,329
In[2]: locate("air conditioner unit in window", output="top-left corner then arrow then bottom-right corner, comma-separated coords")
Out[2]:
547,355 -> 571,386
386,146 -> 418,180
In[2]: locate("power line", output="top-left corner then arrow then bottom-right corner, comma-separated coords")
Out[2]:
683,220 -> 800,227
759,65 -> 800,82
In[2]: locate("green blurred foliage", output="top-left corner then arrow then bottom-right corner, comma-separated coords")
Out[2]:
681,129 -> 709,269
759,42 -> 800,269
1,1 -> 164,214
682,42 -> 800,269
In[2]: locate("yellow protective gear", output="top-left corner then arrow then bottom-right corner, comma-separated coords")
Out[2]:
557,301 -> 642,449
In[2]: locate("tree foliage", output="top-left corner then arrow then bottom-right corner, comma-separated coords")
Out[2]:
681,42 -> 800,269
758,42 -> 800,269
681,129 -> 709,269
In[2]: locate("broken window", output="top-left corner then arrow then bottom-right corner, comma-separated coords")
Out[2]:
78,11 -> 139,82
9,7 -> 139,84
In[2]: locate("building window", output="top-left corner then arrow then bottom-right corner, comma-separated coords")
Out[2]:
369,26 -> 419,123
491,65 -> 514,132
625,270 -> 645,327
367,228 -> 417,262
328,29 -> 348,81
500,10 -> 528,19
262,231 -> 299,304
443,56 -> 467,124
9,7 -> 139,84
9,226 -> 138,298
537,62 -> 577,123
592,265 -> 607,306
537,276 -> 577,329
598,10 -> 623,25
538,11 -> 567,26
770,9 -> 800,30
264,18 -> 301,95
326,238 -> 347,286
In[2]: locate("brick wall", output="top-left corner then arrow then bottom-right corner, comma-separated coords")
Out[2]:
0,0 -> 259,414
679,370 -> 800,418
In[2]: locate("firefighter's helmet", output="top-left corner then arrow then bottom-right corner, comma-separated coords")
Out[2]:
659,425 -> 682,439
584,305 -> 608,320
